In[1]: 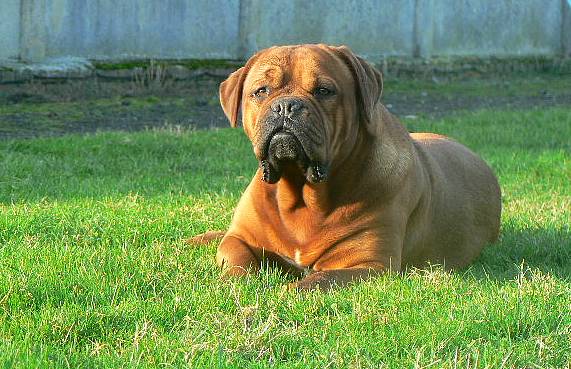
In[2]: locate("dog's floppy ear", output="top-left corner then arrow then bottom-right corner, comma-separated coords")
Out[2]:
219,52 -> 263,127
333,45 -> 383,135
219,66 -> 247,128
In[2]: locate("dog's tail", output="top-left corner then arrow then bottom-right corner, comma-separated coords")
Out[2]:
186,230 -> 226,245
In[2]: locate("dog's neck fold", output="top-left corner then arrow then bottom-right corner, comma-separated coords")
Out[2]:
272,163 -> 328,213
270,128 -> 377,216
268,112 -> 413,217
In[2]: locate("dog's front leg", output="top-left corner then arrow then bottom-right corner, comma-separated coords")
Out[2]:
216,235 -> 260,277
290,234 -> 404,291
289,222 -> 405,291
289,264 -> 390,291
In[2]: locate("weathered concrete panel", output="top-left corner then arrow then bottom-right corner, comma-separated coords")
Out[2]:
9,0 -> 571,63
0,0 -> 21,59
413,0 -> 434,58
431,0 -> 562,56
240,0 -> 416,59
563,0 -> 571,56
20,0 -> 241,61
20,0 -> 48,61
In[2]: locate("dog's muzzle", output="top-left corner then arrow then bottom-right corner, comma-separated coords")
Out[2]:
259,97 -> 328,184
269,132 -> 302,162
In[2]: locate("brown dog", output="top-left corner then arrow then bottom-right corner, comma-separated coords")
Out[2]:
192,44 -> 501,290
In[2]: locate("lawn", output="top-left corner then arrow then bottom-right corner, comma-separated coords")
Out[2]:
0,107 -> 569,368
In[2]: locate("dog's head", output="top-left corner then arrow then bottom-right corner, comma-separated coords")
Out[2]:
219,44 -> 383,183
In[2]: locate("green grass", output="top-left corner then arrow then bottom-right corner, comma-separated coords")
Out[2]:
0,108 -> 570,368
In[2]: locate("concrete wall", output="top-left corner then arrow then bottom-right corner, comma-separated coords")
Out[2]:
2,0 -> 570,62
239,0 -> 416,59
431,1 -> 563,56
564,0 -> 571,56
240,0 -> 571,59
19,0 -> 240,62
0,0 -> 21,59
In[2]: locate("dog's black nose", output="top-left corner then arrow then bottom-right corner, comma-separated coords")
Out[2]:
271,97 -> 304,117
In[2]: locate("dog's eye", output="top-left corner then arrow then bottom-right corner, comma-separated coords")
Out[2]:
252,86 -> 269,98
314,87 -> 335,97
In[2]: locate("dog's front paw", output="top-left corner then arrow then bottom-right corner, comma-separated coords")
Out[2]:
288,271 -> 336,292
287,268 -> 380,291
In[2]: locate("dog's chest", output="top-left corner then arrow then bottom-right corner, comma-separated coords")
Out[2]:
277,248 -> 312,275
257,183 -> 351,268
271,222 -> 333,269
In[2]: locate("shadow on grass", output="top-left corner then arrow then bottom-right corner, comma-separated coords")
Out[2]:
467,223 -> 571,282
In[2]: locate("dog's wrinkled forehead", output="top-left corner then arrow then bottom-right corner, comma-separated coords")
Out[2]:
243,46 -> 349,92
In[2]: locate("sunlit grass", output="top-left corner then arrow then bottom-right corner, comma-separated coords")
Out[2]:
0,108 -> 569,368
